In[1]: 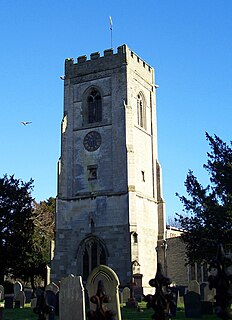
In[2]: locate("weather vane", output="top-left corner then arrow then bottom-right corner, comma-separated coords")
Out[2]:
109,16 -> 113,49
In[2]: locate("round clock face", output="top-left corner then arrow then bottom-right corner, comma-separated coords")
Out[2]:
83,131 -> 101,152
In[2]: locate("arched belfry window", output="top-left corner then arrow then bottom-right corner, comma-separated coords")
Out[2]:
87,88 -> 102,124
137,92 -> 146,129
77,236 -> 108,281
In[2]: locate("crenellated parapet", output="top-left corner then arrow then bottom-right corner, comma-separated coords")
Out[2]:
64,44 -> 154,80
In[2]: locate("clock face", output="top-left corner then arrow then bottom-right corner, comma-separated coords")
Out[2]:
83,131 -> 101,152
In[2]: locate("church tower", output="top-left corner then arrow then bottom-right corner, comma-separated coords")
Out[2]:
52,44 -> 165,293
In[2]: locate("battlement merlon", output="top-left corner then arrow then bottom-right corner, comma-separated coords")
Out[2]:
64,44 -> 155,84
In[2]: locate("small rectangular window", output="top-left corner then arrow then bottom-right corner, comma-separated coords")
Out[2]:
88,165 -> 98,180
141,171 -> 145,182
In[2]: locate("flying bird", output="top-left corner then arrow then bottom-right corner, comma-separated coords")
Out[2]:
21,121 -> 32,126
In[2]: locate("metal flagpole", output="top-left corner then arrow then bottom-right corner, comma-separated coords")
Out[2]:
109,16 -> 113,48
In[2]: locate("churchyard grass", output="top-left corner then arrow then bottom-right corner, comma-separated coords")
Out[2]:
2,304 -> 37,320
2,304 -> 219,320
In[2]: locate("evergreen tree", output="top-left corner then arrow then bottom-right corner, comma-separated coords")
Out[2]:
176,133 -> 232,264
0,174 -> 34,283
27,197 -> 55,288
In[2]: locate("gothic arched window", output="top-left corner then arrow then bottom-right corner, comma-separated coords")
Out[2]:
137,93 -> 146,129
87,88 -> 102,124
80,236 -> 107,281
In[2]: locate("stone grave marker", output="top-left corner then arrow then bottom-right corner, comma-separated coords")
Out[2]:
201,283 -> 215,315
122,287 -> 130,303
45,282 -> 59,295
31,296 -> 37,309
59,274 -> 86,320
188,279 -> 200,294
86,265 -> 121,320
14,281 -> 25,308
169,286 -> 178,317
177,286 -> 186,305
200,282 -> 206,300
24,288 -> 33,303
15,291 -> 26,308
184,291 -> 202,318
13,281 -> 23,299
46,290 -> 56,320
203,284 -> 216,302
133,273 -> 143,301
0,286 -> 4,301
4,294 -> 14,309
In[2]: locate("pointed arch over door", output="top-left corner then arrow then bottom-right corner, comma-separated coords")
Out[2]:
77,235 -> 108,281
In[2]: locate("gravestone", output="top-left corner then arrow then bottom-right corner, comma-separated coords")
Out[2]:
45,282 -> 59,295
133,274 -> 143,301
177,286 -> 186,305
46,290 -> 56,320
200,282 -> 206,300
31,297 -> 37,309
59,274 -> 86,320
0,286 -> 4,301
201,284 -> 215,315
122,287 -> 130,303
4,294 -> 14,309
13,281 -> 23,299
86,265 -> 122,320
184,291 -> 202,318
45,282 -> 59,318
15,291 -> 26,308
203,284 -> 216,302
169,286 -> 178,317
24,288 -> 33,303
188,280 -> 200,294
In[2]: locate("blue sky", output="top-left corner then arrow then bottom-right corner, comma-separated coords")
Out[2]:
1,0 -> 232,220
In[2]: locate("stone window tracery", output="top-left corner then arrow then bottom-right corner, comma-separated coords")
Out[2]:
87,88 -> 102,124
80,236 -> 107,281
137,93 -> 146,129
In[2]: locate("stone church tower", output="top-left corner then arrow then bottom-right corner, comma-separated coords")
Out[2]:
51,44 -> 165,293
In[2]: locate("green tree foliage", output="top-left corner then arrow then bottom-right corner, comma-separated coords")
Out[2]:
0,174 -> 34,283
176,133 -> 232,264
28,197 -> 55,287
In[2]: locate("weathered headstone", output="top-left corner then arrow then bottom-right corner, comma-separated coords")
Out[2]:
200,282 -> 206,300
184,291 -> 202,318
31,297 -> 37,309
24,288 -> 33,303
16,290 -> 26,308
169,286 -> 178,317
201,284 -> 215,315
203,284 -> 216,302
133,274 -> 143,301
59,274 -> 86,320
0,286 -> 4,301
13,281 -> 23,299
177,285 -> 186,305
4,294 -> 14,309
46,290 -> 56,320
188,280 -> 200,294
45,282 -> 59,318
122,287 -> 130,303
86,265 -> 121,320
45,282 -> 59,295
